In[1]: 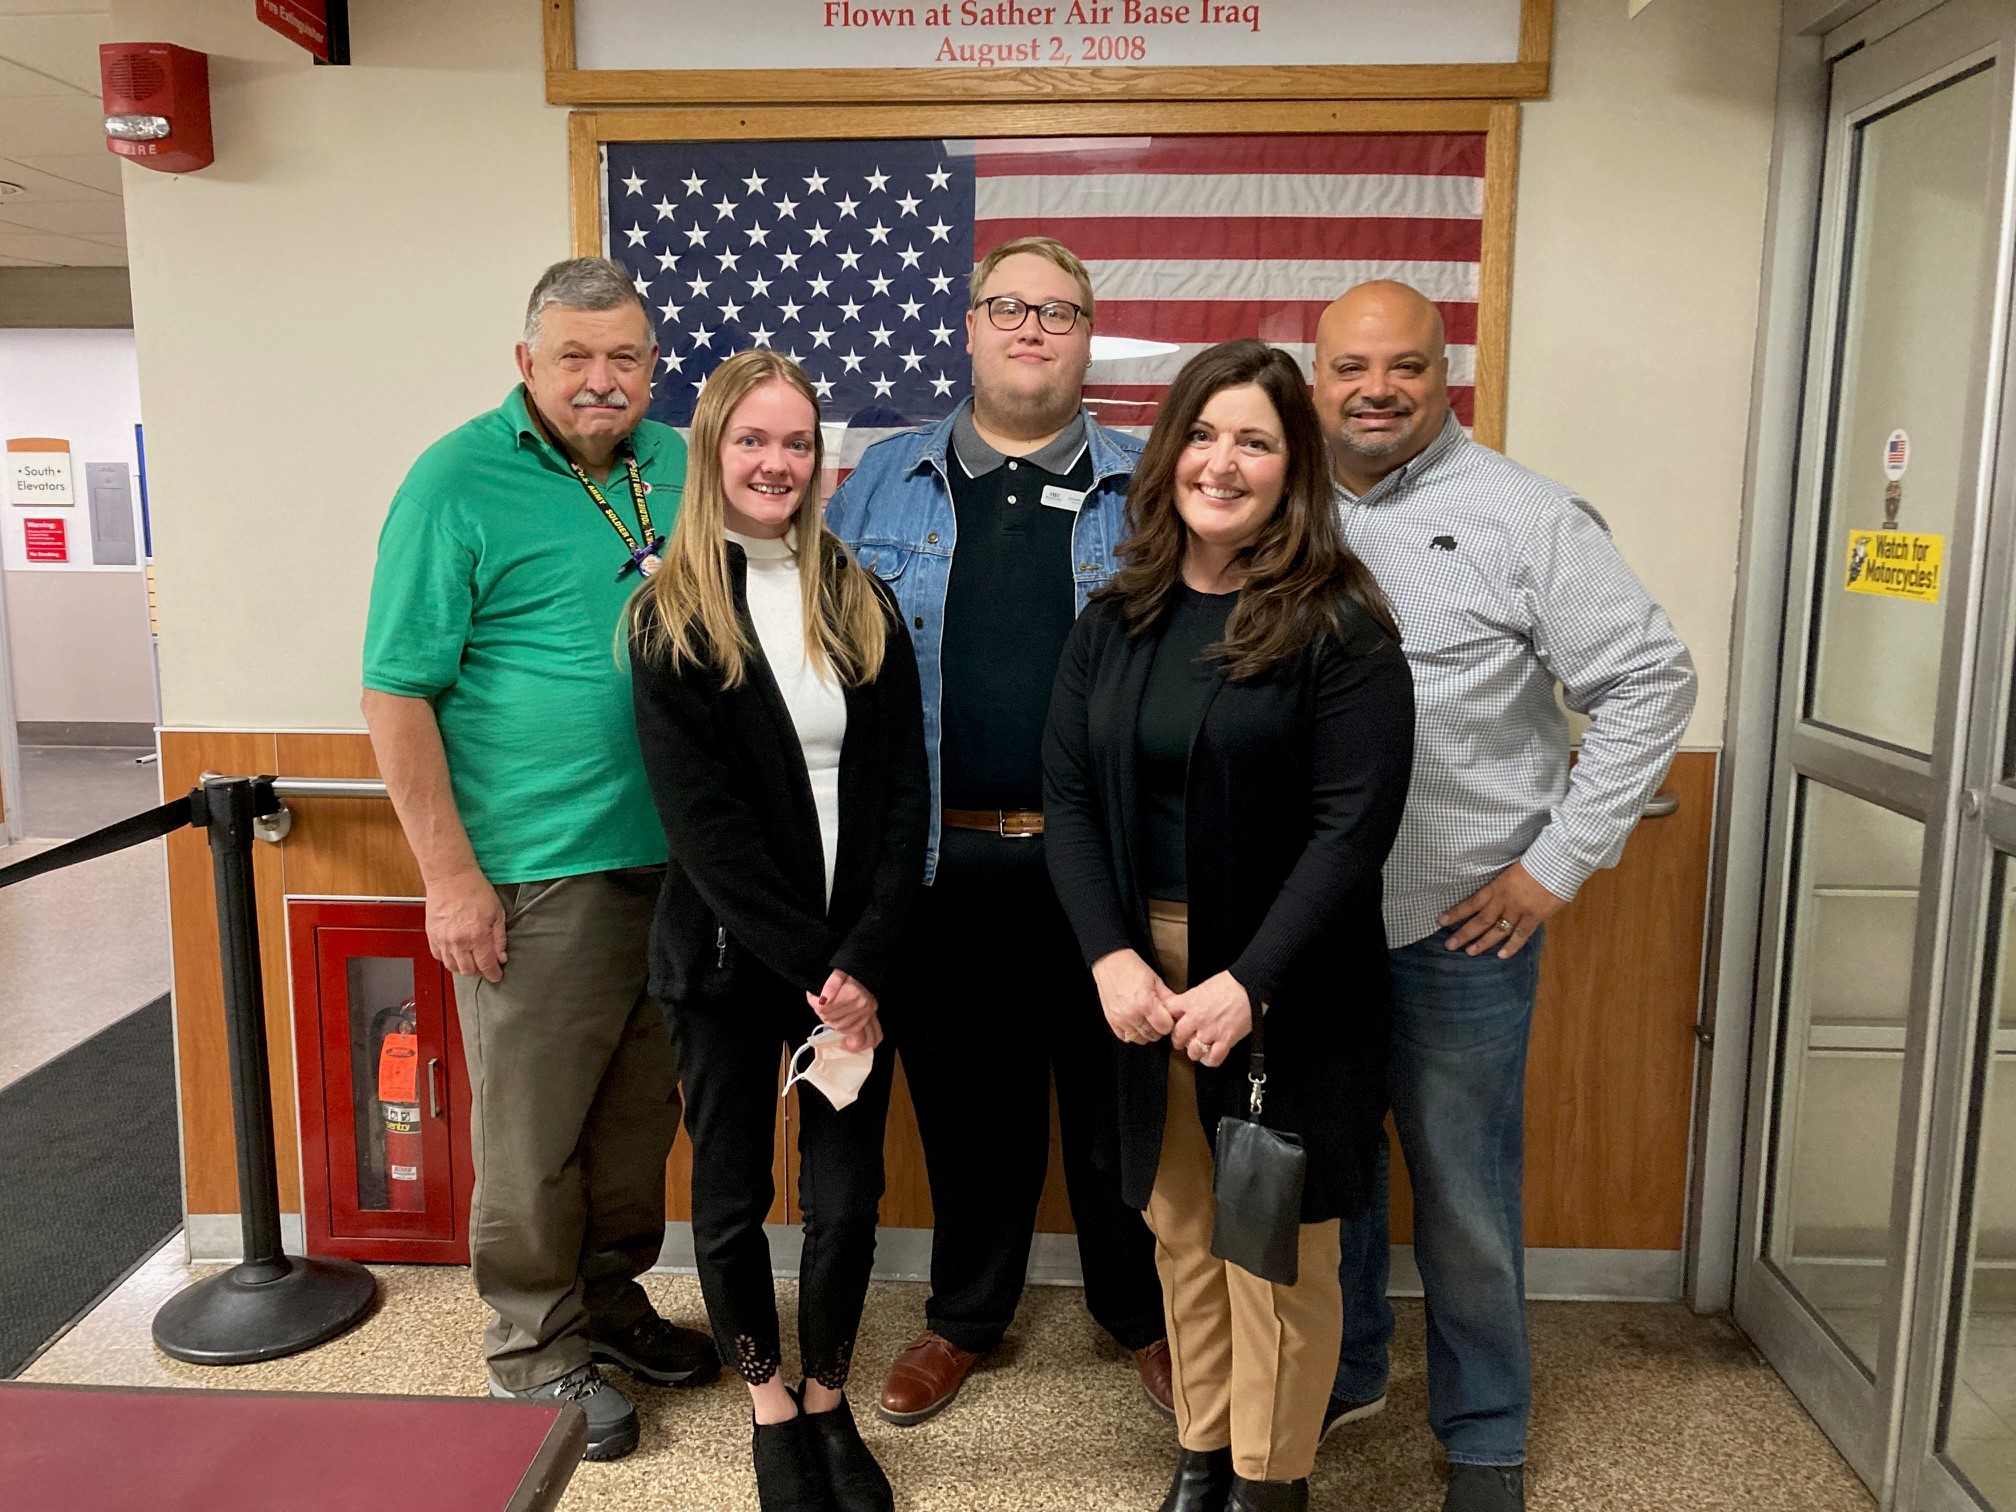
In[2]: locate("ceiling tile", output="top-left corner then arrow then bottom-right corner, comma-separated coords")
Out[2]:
0,196 -> 121,234
0,226 -> 124,265
0,57 -> 90,98
11,151 -> 119,194
0,155 -> 117,203
0,94 -> 106,157
0,13 -> 116,93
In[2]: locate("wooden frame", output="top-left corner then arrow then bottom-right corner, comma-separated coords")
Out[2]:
567,99 -> 1522,449
545,0 -> 1551,106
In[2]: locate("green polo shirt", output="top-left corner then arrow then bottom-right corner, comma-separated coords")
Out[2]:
362,387 -> 686,883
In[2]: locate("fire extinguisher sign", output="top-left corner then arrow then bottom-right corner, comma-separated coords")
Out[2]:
377,1020 -> 423,1209
376,1031 -> 417,1104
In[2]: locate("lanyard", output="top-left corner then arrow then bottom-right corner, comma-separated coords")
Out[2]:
566,445 -> 664,578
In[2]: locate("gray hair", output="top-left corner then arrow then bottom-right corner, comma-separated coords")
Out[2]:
523,257 -> 656,350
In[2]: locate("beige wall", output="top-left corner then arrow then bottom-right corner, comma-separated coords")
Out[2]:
1505,0 -> 1781,749
3,569 -> 156,723
124,0 -> 1779,745
0,327 -> 156,724
115,0 -> 565,729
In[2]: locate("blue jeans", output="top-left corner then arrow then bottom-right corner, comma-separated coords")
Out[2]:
1333,926 -> 1543,1467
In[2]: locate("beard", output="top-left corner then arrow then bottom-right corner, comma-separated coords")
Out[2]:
1335,408 -> 1421,459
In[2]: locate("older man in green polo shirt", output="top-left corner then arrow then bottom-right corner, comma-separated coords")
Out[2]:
362,257 -> 715,1462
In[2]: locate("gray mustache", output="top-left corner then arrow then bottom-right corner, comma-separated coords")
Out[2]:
572,388 -> 630,408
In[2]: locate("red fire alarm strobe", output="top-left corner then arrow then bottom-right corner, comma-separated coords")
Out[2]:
100,43 -> 213,174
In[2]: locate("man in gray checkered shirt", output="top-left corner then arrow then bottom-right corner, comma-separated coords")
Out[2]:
1312,282 -> 1696,1512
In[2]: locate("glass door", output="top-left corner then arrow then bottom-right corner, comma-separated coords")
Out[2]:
1736,0 -> 2016,1500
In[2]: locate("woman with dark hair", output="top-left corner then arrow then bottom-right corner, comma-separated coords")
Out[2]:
1043,339 -> 1415,1512
630,348 -> 928,1512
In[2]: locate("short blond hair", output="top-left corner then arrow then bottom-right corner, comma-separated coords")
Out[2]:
968,237 -> 1096,326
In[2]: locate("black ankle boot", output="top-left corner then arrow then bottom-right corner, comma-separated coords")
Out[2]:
751,1399 -> 831,1512
1228,1476 -> 1310,1512
801,1394 -> 894,1512
1159,1446 -> 1235,1511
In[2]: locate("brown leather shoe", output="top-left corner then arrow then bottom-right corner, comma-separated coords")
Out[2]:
875,1330 -> 983,1426
1134,1339 -> 1176,1419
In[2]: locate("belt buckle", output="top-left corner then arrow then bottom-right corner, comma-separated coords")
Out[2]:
998,810 -> 1037,840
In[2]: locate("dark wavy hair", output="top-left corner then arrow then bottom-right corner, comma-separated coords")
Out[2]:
1104,339 -> 1399,678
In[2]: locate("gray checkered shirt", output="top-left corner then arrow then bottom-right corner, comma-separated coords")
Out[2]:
1337,415 -> 1697,947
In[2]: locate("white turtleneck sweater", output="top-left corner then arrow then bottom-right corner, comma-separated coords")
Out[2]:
728,528 -> 847,906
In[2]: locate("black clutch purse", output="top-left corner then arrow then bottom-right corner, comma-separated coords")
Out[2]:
1209,1005 -> 1307,1286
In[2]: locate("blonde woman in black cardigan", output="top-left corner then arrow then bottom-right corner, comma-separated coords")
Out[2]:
1043,340 -> 1415,1512
630,349 -> 928,1512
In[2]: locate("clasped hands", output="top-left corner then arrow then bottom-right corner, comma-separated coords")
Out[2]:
1091,949 -> 1250,1070
808,969 -> 883,1053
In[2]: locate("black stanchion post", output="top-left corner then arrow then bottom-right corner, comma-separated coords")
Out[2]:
153,776 -> 378,1364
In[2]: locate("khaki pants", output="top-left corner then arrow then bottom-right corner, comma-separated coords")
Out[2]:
1146,901 -> 1344,1483
454,866 -> 682,1391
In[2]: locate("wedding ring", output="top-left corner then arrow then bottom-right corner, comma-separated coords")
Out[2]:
1494,917 -> 1515,932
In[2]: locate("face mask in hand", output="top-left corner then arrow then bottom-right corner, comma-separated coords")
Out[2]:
781,1024 -> 874,1111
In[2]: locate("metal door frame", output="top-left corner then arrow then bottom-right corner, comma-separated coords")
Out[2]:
1728,0 -> 2016,1499
0,556 -> 20,846
1894,40 -> 2016,1506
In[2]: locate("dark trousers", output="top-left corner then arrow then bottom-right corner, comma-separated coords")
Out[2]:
454,868 -> 681,1391
886,829 -> 1165,1354
670,980 -> 897,1391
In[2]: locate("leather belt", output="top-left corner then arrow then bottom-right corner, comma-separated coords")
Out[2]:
943,807 -> 1045,839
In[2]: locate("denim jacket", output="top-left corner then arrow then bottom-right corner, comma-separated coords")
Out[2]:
824,406 -> 1143,883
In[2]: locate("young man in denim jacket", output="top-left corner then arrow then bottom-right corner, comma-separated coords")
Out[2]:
826,237 -> 1171,1428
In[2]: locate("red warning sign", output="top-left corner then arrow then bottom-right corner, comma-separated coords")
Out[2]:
23,517 -> 67,562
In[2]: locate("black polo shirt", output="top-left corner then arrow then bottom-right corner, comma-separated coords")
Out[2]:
938,404 -> 1095,811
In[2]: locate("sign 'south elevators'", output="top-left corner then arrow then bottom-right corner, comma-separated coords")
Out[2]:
7,438 -> 74,507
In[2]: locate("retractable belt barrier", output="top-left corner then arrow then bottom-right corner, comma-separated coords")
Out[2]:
3,775 -> 378,1364
0,794 -> 195,891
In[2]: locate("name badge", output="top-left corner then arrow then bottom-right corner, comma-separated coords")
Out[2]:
1040,485 -> 1087,513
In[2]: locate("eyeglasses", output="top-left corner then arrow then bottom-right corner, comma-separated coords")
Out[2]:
978,296 -> 1086,335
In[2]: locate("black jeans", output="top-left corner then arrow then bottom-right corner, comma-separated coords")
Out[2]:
886,828 -> 1165,1354
670,981 -> 896,1390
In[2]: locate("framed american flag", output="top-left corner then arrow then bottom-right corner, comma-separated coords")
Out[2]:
570,102 -> 1518,465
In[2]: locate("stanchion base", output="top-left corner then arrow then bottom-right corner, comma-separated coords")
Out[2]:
152,1256 -> 378,1365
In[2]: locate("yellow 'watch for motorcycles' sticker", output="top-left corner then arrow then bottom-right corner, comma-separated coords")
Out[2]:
1845,530 -> 1943,604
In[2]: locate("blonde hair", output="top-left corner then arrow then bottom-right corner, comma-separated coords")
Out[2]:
631,349 -> 888,688
967,236 -> 1096,325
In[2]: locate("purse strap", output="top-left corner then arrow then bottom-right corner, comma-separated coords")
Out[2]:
1244,991 -> 1268,1120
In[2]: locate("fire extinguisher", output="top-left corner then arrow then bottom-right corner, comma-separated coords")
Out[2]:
373,1000 -> 423,1212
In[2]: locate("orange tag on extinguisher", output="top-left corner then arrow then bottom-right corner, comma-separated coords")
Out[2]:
377,1032 -> 418,1104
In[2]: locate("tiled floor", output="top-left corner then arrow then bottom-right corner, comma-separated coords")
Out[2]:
0,832 -> 171,1092
13,743 -> 162,842
21,1241 -> 1877,1511
1794,1296 -> 2016,1508
0,742 -> 172,1091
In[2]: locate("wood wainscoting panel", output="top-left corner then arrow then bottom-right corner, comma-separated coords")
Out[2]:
167,730 -> 1718,1264
1388,749 -> 1717,1251
272,733 -> 422,900
878,1060 -> 934,1230
161,730 -> 291,1215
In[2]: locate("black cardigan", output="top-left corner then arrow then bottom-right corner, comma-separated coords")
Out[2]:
1041,591 -> 1415,1222
630,540 -> 929,1008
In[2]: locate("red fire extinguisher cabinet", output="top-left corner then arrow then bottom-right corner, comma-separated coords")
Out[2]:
289,899 -> 473,1263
